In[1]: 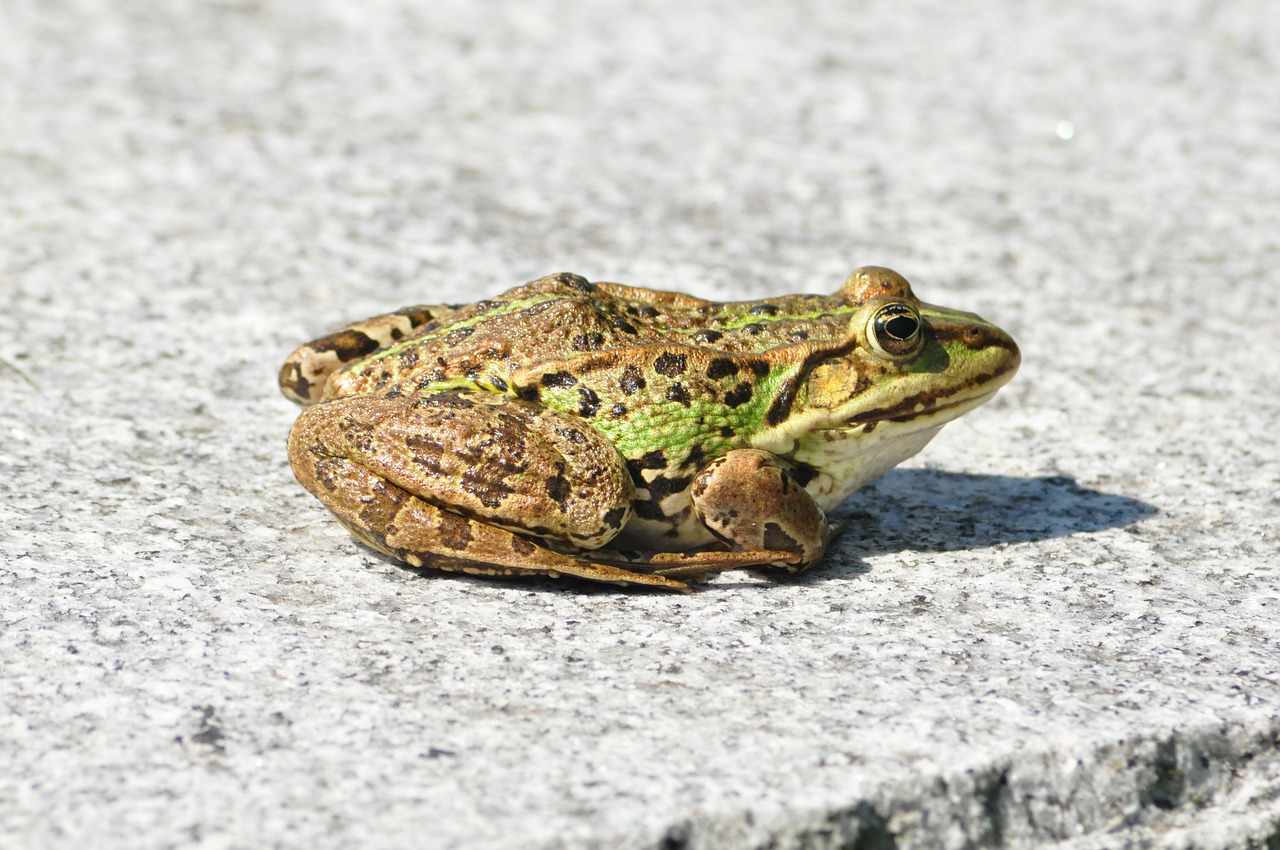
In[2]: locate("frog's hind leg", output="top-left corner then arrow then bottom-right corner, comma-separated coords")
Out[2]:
310,461 -> 689,591
279,304 -> 459,406
288,389 -> 689,591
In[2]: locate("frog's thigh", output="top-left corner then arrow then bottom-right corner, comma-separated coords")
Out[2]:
288,390 -> 635,548
691,448 -> 829,572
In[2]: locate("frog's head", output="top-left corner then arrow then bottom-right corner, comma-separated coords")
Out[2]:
787,267 -> 1020,505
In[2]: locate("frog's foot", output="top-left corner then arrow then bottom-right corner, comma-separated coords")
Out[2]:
690,448 -> 830,574
279,304 -> 458,406
591,548 -> 803,579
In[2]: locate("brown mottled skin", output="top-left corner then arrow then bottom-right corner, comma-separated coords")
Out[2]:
280,267 -> 1019,591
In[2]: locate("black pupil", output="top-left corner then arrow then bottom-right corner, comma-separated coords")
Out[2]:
883,314 -> 918,340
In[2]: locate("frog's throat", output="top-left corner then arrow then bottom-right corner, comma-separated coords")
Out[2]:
786,384 -> 1004,512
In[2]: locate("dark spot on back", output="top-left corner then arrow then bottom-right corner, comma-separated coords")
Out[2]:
653,352 -> 687,377
541,371 -> 577,388
619,365 -> 646,395
741,323 -> 764,335
692,329 -> 724,344
666,383 -> 691,406
615,320 -> 638,335
706,358 -> 738,380
749,303 -> 779,316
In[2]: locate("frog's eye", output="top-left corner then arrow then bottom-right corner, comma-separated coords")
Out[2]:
866,302 -> 924,358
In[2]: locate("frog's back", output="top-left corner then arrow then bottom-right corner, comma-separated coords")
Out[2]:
323,273 -> 853,401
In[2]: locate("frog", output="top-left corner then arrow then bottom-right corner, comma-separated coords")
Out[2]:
279,267 -> 1019,592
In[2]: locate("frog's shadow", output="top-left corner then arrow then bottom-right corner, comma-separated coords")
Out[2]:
379,470 -> 1155,594
816,469 -> 1157,576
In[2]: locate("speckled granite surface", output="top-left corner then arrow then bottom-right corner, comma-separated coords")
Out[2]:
2,1 -> 1278,848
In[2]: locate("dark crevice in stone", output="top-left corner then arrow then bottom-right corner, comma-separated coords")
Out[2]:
842,804 -> 898,850
977,765 -> 1010,846
765,802 -> 898,850
1143,737 -> 1185,812
659,821 -> 691,850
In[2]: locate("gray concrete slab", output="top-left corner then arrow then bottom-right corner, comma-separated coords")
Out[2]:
2,1 -> 1278,848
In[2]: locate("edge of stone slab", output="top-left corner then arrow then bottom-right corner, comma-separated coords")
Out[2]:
584,713 -> 1280,850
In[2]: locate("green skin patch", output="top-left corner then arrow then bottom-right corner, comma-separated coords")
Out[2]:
536,361 -> 802,462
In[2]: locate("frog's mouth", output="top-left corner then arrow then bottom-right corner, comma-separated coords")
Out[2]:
842,381 -> 1006,432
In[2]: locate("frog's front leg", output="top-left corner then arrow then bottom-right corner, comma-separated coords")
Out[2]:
690,448 -> 830,573
288,390 -> 689,591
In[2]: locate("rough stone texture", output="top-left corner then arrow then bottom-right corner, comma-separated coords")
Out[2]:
2,1 -> 1278,848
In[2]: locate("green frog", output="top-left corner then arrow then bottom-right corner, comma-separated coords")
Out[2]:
279,267 -> 1019,591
